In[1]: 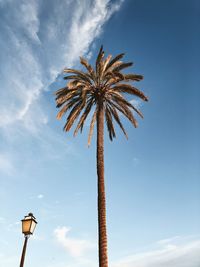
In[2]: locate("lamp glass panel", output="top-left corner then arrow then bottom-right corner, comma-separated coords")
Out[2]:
30,220 -> 37,234
22,219 -> 31,234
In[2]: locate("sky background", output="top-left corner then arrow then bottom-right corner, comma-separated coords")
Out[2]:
0,0 -> 200,267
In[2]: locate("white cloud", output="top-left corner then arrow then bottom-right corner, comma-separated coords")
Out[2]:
112,237 -> 200,267
63,0 -> 124,67
157,236 -> 180,245
54,226 -> 95,257
37,194 -> 44,199
0,25 -> 44,132
0,0 -> 124,135
0,0 -> 124,171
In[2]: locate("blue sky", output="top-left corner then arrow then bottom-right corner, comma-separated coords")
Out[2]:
0,0 -> 199,267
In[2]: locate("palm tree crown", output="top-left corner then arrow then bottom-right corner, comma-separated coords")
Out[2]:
55,46 -> 148,144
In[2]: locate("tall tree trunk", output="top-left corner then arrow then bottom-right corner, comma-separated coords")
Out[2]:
97,102 -> 108,267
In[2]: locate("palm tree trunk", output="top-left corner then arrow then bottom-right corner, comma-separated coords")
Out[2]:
97,102 -> 108,267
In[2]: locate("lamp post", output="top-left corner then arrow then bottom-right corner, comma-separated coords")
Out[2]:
19,213 -> 37,267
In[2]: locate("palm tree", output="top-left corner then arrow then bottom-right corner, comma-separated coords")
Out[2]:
54,46 -> 148,267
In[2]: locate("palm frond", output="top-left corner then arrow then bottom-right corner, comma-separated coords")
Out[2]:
54,87 -> 66,95
96,46 -> 104,81
108,100 -> 138,128
63,69 -> 92,85
102,54 -> 112,74
105,106 -> 116,140
124,74 -> 143,82
103,71 -> 124,86
105,53 -> 125,72
103,67 -> 124,86
63,75 -> 80,80
73,99 -> 94,136
96,46 -> 104,69
113,72 -> 124,80
104,76 -> 122,87
56,90 -> 79,107
80,57 -> 95,80
112,62 -> 133,72
130,103 -> 143,118
55,47 -> 148,144
63,100 -> 85,132
108,104 -> 128,138
111,84 -> 148,101
54,86 -> 71,96
109,92 -> 144,118
88,108 -> 97,146
67,80 -> 82,89
56,99 -> 79,120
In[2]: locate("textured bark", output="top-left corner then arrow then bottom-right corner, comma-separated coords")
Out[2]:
97,102 -> 108,267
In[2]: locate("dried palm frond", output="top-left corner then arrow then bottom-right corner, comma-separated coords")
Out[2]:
55,46 -> 148,143
112,62 -> 133,72
112,84 -> 148,101
88,108 -> 97,146
105,53 -> 125,72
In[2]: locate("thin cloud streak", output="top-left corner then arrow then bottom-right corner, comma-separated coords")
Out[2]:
0,0 -> 124,131
0,0 -> 124,174
64,0 -> 124,67
112,237 -> 200,267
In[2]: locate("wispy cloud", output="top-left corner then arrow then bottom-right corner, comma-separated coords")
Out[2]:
37,194 -> 44,199
63,0 -> 124,68
54,226 -> 95,257
0,0 -> 124,132
30,194 -> 45,200
0,0 -> 124,173
112,236 -> 200,267
0,0 -> 123,182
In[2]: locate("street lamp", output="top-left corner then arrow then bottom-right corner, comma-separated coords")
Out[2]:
19,213 -> 37,267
